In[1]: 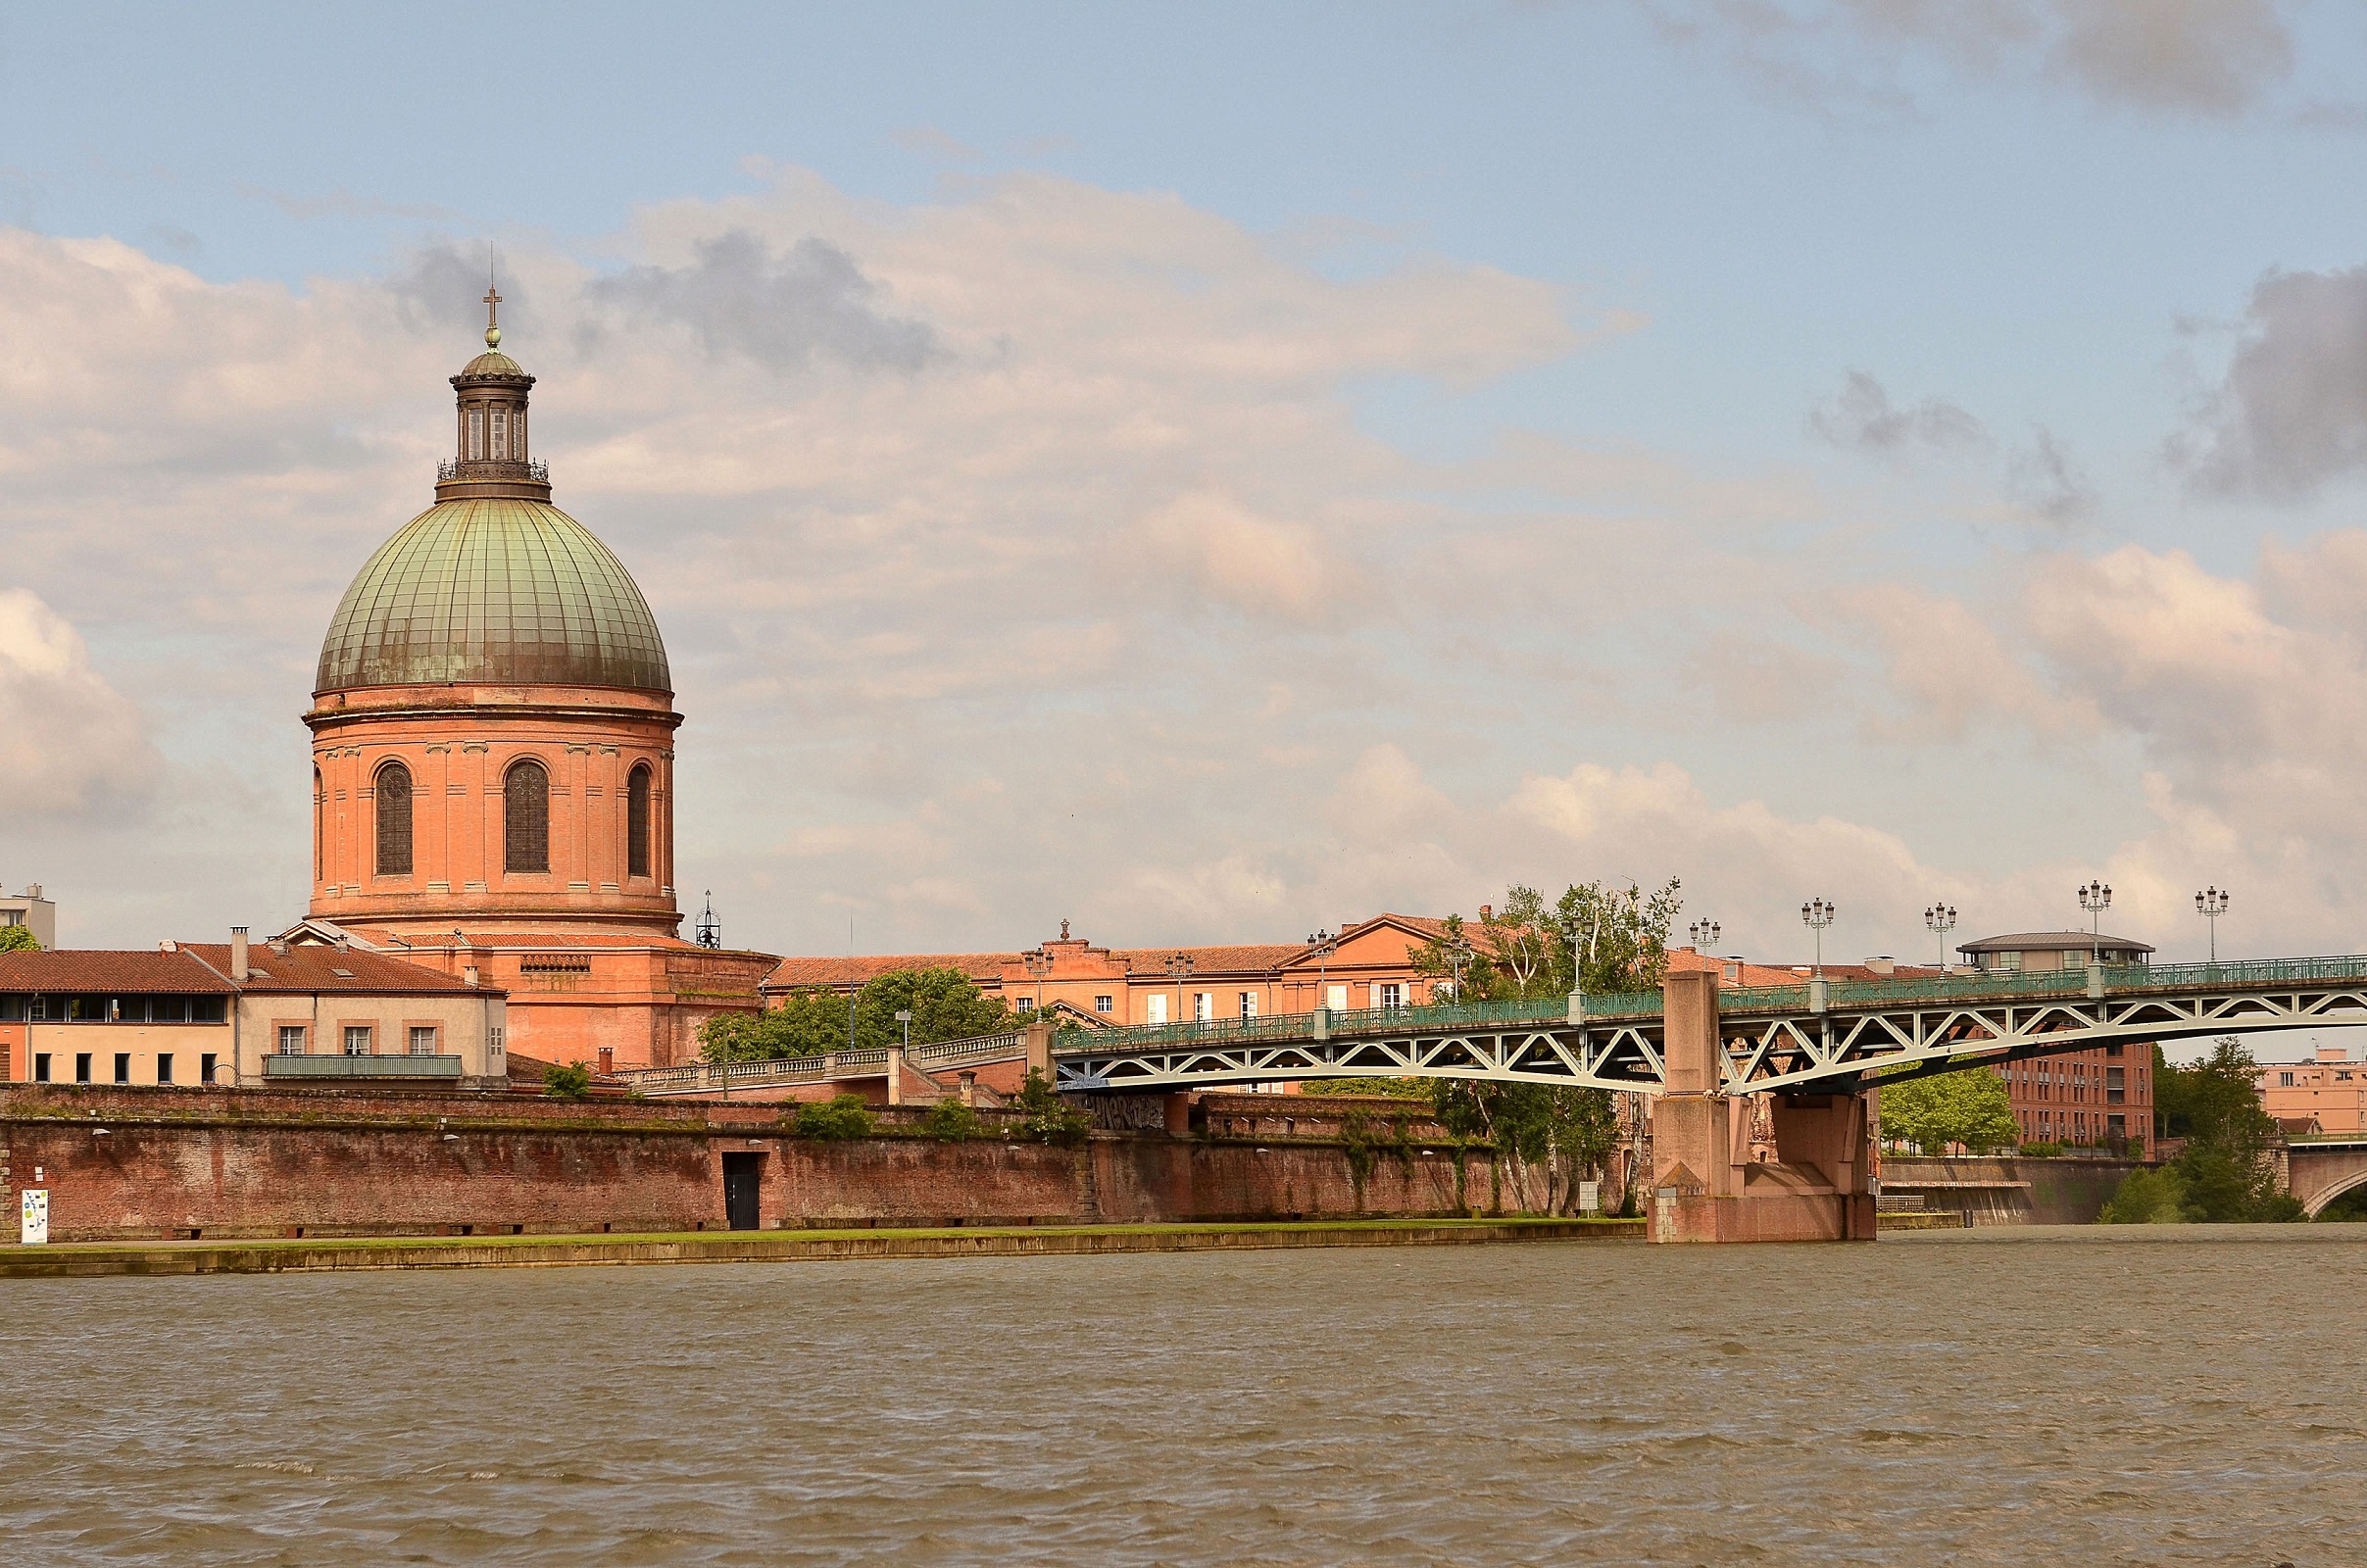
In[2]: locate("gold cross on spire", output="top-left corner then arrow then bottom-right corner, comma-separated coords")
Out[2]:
482,264 -> 504,349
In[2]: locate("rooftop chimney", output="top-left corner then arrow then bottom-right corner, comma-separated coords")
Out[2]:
1479,905 -> 1493,922
464,962 -> 480,987
1864,956 -> 1895,976
230,926 -> 250,983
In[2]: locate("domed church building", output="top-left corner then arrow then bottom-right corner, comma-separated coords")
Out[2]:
298,293 -> 774,1071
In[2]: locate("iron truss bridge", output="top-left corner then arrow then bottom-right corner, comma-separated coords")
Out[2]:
1051,956 -> 2367,1097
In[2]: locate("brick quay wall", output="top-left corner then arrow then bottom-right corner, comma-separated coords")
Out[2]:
0,1086 -> 1497,1242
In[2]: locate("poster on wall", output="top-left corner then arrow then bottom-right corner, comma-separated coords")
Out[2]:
20,1189 -> 48,1246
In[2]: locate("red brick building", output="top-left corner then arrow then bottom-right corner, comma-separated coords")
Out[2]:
297,301 -> 773,1070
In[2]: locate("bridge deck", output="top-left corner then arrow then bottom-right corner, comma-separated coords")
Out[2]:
1051,956 -> 2367,1097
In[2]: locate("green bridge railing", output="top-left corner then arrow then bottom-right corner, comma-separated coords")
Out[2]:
1060,954 -> 2367,1057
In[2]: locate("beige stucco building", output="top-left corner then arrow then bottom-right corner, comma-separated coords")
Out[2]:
0,932 -> 507,1089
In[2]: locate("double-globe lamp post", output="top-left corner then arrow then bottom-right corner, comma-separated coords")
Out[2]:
2078,879 -> 2112,966
1800,899 -> 1836,978
1925,904 -> 1957,974
2195,886 -> 2231,963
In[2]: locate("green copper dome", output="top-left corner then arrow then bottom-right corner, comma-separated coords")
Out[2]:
316,498 -> 671,694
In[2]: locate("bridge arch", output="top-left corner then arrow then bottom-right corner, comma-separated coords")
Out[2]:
2287,1144 -> 2367,1217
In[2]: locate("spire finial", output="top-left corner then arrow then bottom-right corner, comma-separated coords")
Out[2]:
483,251 -> 503,350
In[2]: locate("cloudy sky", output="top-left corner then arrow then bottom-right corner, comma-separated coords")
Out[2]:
5,1 -> 2367,975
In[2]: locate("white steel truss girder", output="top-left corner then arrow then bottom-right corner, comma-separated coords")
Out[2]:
1055,983 -> 2367,1097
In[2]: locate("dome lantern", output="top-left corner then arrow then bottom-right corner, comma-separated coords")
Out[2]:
314,313 -> 669,697
437,281 -> 548,504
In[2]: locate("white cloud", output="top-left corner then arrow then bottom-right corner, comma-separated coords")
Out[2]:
0,588 -> 158,817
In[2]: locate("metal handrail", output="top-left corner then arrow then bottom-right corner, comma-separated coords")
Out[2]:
1053,954 -> 2367,1056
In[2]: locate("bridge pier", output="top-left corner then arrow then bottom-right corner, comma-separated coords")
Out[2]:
1650,970 -> 1877,1243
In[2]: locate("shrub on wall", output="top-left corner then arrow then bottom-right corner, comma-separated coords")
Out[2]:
1012,1067 -> 1090,1147
791,1094 -> 877,1141
923,1098 -> 982,1143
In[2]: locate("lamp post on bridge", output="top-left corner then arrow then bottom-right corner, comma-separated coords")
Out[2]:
1689,918 -> 1721,954
2078,880 -> 2112,967
1021,945 -> 1054,1017
2194,886 -> 2230,964
1925,904 -> 1957,975
1307,928 -> 1337,1015
1800,899 -> 1836,978
1166,951 -> 1196,1028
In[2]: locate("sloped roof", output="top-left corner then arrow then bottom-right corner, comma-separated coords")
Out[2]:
181,944 -> 496,997
1958,931 -> 2154,955
0,950 -> 234,995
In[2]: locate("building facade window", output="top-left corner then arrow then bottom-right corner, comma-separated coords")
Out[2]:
1093,995 -> 1113,1013
32,1053 -> 50,1083
468,409 -> 483,460
627,763 -> 652,878
1147,994 -> 1168,1025
344,1026 -> 372,1056
1327,985 -> 1349,1011
156,1054 -> 173,1085
74,1053 -> 91,1084
1239,992 -> 1257,1019
374,760 -> 414,876
1193,992 -> 1212,1022
314,766 -> 324,881
114,1053 -> 130,1084
490,408 -> 508,460
409,1026 -> 437,1055
1377,982 -> 1405,1009
504,759 -> 551,873
278,1025 -> 306,1055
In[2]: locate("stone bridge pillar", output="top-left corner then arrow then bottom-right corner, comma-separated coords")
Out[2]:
1650,969 -> 1875,1243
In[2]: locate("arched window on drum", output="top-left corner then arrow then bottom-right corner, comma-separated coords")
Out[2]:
627,763 -> 653,879
504,759 -> 550,874
374,760 -> 414,877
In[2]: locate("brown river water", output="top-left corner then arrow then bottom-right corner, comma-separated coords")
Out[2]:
2,1228 -> 2363,1566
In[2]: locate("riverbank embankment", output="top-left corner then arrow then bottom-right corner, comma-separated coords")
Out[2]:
0,1216 -> 1641,1277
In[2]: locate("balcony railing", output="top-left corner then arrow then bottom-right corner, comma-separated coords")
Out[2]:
264,1054 -> 464,1079
436,459 -> 549,483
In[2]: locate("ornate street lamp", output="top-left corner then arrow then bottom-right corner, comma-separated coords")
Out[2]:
2078,879 -> 2112,967
2194,886 -> 2230,963
1166,951 -> 1196,1027
1020,945 -> 1055,1015
1800,899 -> 1836,978
1307,929 -> 1338,1014
1690,918 -> 1721,952
1925,904 -> 1957,974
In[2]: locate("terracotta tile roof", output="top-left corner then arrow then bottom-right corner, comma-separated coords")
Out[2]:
1107,945 -> 1307,973
764,953 -> 1013,989
757,914 -> 1461,993
0,950 -> 234,995
181,944 -> 495,996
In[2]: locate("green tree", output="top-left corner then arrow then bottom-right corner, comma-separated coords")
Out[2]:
1406,876 -> 1680,1211
790,1094 -> 877,1140
0,924 -> 40,954
1877,1068 -> 2020,1154
2098,1164 -> 2193,1223
1012,1067 -> 1089,1147
2113,1039 -> 2297,1223
700,966 -> 1023,1063
923,1097 -> 982,1143
542,1060 -> 593,1100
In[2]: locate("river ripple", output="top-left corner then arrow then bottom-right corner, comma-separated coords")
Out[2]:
2,1228 -> 2362,1566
